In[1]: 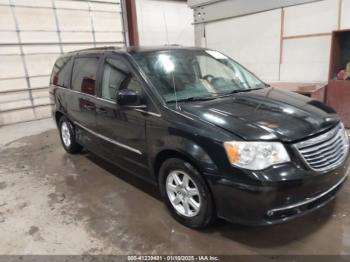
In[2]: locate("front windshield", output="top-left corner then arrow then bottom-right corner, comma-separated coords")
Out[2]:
132,49 -> 266,103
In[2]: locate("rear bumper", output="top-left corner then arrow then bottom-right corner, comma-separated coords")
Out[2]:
206,160 -> 349,225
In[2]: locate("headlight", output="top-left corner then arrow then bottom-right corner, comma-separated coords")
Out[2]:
224,141 -> 290,170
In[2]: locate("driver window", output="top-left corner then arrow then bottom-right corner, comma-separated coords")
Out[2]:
101,57 -> 130,101
126,77 -> 143,94
198,56 -> 236,79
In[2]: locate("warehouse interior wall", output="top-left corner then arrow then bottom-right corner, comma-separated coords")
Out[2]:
196,0 -> 350,83
205,9 -> 282,82
135,0 -> 194,46
0,0 -> 126,126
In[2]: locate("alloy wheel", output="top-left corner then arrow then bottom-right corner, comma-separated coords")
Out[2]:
166,170 -> 201,217
61,122 -> 71,148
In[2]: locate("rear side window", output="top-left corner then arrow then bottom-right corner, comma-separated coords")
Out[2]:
50,56 -> 72,88
71,57 -> 99,95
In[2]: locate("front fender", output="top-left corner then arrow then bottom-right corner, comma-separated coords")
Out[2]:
150,135 -> 219,176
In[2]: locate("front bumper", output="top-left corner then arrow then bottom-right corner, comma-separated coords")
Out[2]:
205,160 -> 349,225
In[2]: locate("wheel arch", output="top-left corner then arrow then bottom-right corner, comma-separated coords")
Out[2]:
153,149 -> 200,179
55,111 -> 64,126
152,146 -> 218,182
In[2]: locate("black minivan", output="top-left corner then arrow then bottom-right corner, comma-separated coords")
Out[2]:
50,46 -> 349,228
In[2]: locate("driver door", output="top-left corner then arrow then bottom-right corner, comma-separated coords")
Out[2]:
94,54 -> 149,178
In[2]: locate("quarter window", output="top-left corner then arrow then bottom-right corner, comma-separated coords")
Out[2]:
71,57 -> 99,95
50,56 -> 72,88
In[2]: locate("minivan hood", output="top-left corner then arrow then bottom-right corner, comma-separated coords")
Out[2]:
179,88 -> 339,142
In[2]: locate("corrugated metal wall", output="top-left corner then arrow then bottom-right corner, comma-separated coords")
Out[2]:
0,0 -> 126,126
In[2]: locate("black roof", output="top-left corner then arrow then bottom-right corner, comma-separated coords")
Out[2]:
67,45 -> 207,55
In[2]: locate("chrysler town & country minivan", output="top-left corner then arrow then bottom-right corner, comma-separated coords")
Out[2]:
50,46 -> 349,228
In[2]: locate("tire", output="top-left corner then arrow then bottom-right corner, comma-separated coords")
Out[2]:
158,158 -> 215,229
58,116 -> 83,154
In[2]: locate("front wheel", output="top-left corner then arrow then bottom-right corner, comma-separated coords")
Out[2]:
58,116 -> 83,154
158,158 -> 215,228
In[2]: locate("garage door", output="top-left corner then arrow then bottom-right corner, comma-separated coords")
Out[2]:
0,0 -> 126,126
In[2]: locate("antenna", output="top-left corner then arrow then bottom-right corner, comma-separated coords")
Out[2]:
162,7 -> 169,45
171,60 -> 178,109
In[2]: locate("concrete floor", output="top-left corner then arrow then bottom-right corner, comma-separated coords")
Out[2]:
0,119 -> 350,255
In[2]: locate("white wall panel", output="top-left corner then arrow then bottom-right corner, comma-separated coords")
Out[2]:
60,32 -> 93,43
283,0 -> 338,36
0,32 -> 17,43
341,0 -> 350,29
34,97 -> 50,106
34,105 -> 52,119
93,0 -> 120,3
95,43 -> 123,48
32,88 -> 50,98
92,11 -> 123,31
30,76 -> 50,88
0,56 -> 25,78
57,9 -> 92,31
20,32 -> 58,43
15,7 -> 57,31
281,36 -> 331,82
61,44 -> 94,52
136,0 -> 194,46
0,91 -> 30,103
22,45 -> 60,54
25,54 -> 59,76
55,0 -> 89,10
0,6 -> 16,30
205,9 -> 282,81
14,0 -> 53,7
0,78 -> 27,92
91,2 -> 121,11
0,46 -> 20,55
0,100 -> 32,112
95,32 -> 124,42
1,109 -> 35,125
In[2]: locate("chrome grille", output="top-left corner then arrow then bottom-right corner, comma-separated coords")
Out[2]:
295,124 -> 349,172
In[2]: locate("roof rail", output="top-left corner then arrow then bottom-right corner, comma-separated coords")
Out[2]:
163,44 -> 182,46
68,46 -> 121,53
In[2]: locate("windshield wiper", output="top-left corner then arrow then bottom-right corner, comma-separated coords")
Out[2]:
167,96 -> 217,103
219,87 -> 264,97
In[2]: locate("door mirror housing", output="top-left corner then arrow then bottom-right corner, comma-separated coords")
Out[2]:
116,89 -> 146,108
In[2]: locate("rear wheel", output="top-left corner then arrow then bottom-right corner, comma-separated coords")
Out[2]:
58,116 -> 83,154
159,158 -> 215,228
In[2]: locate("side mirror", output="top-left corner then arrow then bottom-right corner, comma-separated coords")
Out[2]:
116,89 -> 146,108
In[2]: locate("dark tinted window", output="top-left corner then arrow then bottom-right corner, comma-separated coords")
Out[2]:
101,57 -> 131,101
50,56 -> 72,88
71,57 -> 99,95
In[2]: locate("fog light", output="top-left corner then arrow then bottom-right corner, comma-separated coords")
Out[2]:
266,210 -> 274,217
